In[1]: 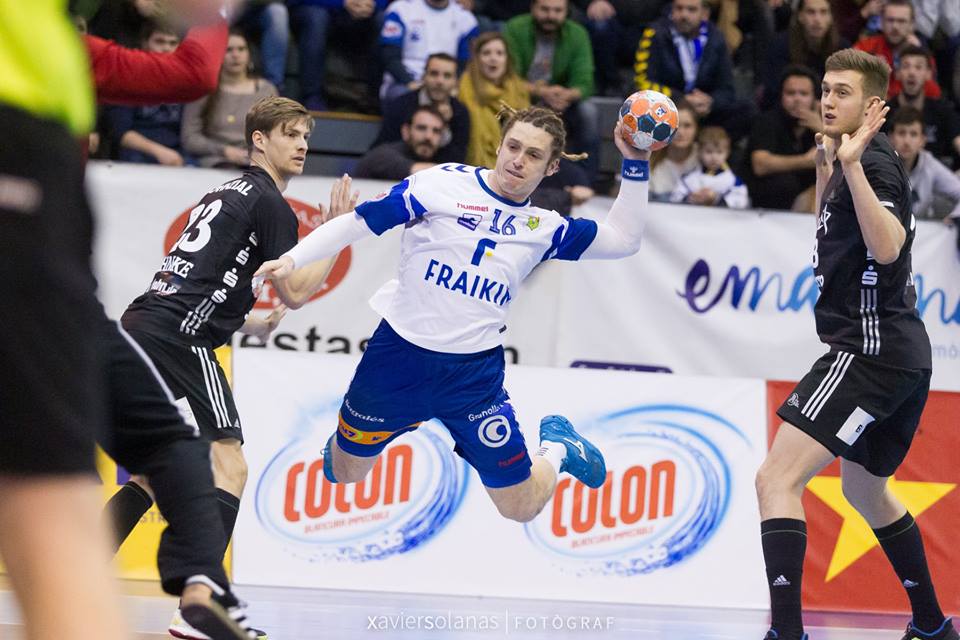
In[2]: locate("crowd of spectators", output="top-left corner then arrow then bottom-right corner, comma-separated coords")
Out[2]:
75,0 -> 960,220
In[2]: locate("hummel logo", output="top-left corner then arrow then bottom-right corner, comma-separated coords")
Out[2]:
564,437 -> 588,461
772,575 -> 791,587
903,579 -> 919,588
788,393 -> 800,408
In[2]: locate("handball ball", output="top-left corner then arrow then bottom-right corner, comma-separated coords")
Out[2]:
618,90 -> 679,151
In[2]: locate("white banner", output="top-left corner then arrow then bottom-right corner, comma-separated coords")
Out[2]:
558,207 -> 960,390
231,350 -> 769,608
88,163 -> 960,389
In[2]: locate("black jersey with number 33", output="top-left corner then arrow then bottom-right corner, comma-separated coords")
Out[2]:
814,133 -> 931,370
123,166 -> 297,348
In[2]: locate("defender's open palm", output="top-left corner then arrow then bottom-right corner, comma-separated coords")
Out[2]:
836,101 -> 888,166
321,174 -> 360,223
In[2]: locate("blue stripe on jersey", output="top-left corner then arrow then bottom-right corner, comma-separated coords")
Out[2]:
474,168 -> 530,207
554,217 -> 598,260
539,218 -> 598,262
355,179 -> 415,235
409,193 -> 426,217
541,226 -> 564,262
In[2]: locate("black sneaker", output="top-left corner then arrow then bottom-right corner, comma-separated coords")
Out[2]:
175,576 -> 263,640
764,630 -> 808,640
900,618 -> 960,640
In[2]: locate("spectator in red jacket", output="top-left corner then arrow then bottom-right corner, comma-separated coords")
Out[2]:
86,18 -> 228,105
853,0 -> 941,98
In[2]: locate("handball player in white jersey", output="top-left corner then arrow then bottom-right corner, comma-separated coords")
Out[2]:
256,106 -> 651,522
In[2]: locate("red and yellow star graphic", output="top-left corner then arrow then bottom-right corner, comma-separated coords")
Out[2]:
806,475 -> 956,581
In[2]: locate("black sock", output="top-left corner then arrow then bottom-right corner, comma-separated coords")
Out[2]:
104,481 -> 153,554
216,489 -> 241,551
761,518 -> 807,640
874,512 -> 945,633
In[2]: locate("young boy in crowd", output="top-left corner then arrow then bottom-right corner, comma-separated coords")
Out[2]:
671,126 -> 750,208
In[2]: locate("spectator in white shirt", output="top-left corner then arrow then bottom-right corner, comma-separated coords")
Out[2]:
671,126 -> 749,208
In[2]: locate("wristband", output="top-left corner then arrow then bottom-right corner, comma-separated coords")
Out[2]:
622,159 -> 649,181
816,142 -> 826,151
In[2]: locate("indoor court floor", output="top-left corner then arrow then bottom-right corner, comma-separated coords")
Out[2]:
0,578 -> 912,639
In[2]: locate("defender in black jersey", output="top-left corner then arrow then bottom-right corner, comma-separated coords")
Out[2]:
112,97 -> 351,640
755,50 -> 955,640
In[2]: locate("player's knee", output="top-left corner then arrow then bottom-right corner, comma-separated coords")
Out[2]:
841,477 -> 882,511
754,462 -> 774,499
211,441 -> 248,490
128,475 -> 155,501
755,460 -> 797,501
494,500 -> 539,523
331,457 -> 370,484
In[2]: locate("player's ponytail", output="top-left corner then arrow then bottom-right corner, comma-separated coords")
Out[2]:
497,103 -> 589,163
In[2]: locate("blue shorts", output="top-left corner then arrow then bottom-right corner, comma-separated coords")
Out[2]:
337,321 -> 532,488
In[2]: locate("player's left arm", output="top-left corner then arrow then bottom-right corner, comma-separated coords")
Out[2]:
579,124 -> 651,259
837,102 -> 906,264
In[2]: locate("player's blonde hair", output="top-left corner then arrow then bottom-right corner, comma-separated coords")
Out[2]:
825,48 -> 890,100
245,96 -> 314,151
496,104 -> 588,163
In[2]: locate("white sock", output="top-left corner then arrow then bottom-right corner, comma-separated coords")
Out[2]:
534,440 -> 566,475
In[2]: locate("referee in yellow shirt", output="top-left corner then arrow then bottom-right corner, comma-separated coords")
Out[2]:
0,2 -> 127,638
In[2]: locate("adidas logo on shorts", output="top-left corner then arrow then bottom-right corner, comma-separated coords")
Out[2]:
787,393 -> 800,408
772,575 -> 791,587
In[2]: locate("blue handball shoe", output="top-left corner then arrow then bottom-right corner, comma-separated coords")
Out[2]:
763,630 -> 808,640
539,415 -> 606,488
900,618 -> 959,640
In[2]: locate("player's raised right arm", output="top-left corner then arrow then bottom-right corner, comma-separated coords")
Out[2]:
579,124 -> 651,260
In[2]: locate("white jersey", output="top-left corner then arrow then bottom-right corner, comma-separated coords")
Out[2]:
380,0 -> 478,95
355,163 -> 598,353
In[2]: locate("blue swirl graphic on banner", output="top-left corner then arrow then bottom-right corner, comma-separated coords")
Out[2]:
525,404 -> 746,576
336,428 -> 467,562
254,403 -> 468,563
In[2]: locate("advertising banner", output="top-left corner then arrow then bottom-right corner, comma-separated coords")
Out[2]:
232,350 -> 770,608
88,164 -> 960,390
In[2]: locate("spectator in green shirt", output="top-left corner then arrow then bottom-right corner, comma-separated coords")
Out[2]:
503,0 -> 599,182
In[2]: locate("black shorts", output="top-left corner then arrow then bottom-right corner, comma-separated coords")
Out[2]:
99,319 -> 202,467
0,105 -> 103,475
777,350 -> 931,477
121,327 -> 243,443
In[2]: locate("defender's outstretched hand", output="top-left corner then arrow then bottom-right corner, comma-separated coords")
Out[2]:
837,101 -> 889,166
613,123 -> 652,162
320,174 -> 360,224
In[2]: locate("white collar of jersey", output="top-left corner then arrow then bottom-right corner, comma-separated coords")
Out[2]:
474,168 -> 531,208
